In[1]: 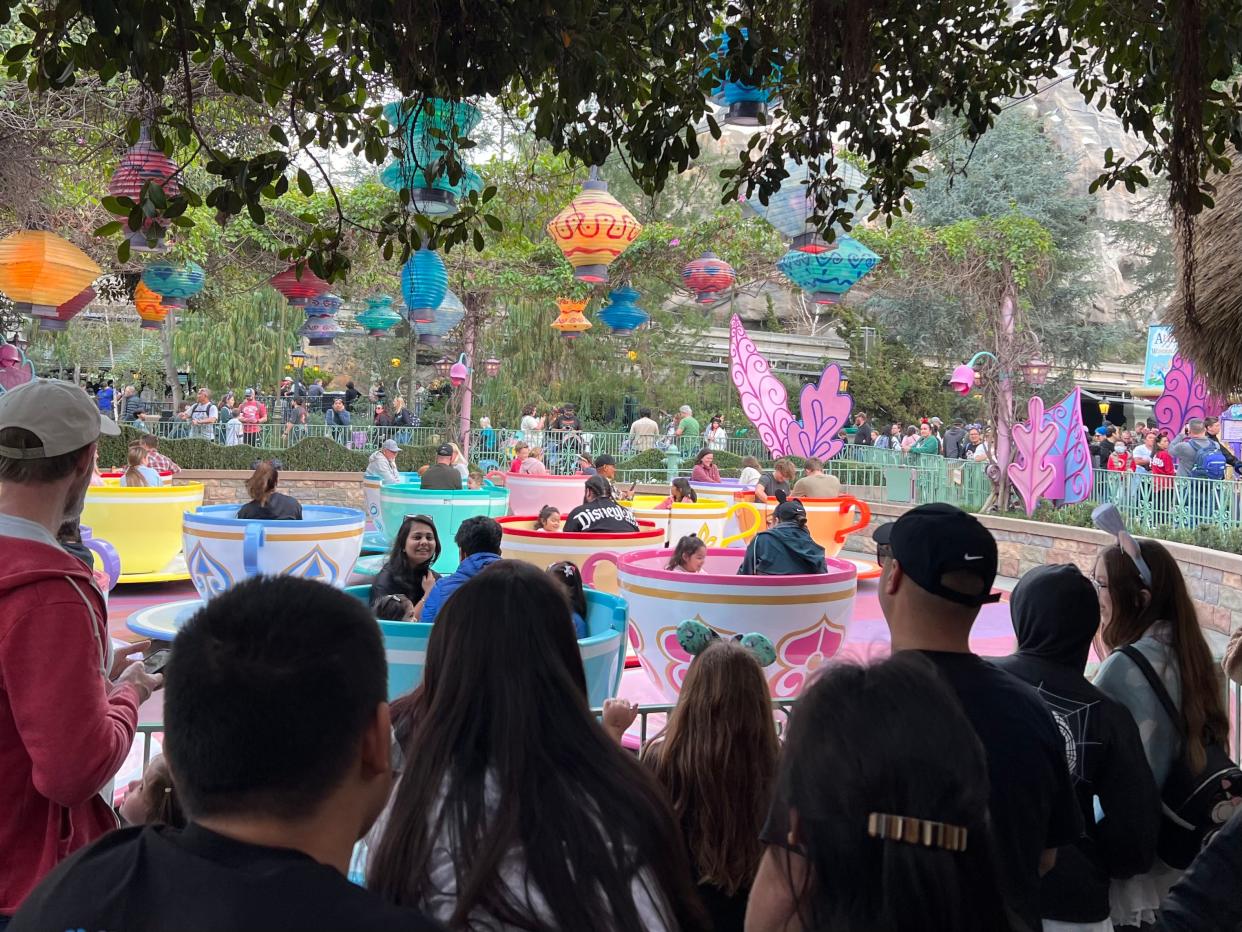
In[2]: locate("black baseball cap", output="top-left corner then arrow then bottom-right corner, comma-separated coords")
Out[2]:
773,499 -> 807,522
873,504 -> 1000,607
436,443 -> 453,457
594,454 -> 616,468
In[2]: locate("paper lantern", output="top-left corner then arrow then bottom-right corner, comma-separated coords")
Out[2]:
300,293 -> 343,347
743,158 -> 867,251
418,289 -> 465,346
381,98 -> 483,215
108,129 -> 181,252
597,286 -> 649,334
708,29 -> 779,125
401,247 -> 448,322
551,297 -> 592,340
134,282 -> 170,329
356,294 -> 402,337
546,168 -> 642,283
0,231 -> 101,316
141,260 -> 205,309
270,263 -> 328,307
680,252 -> 736,303
776,236 -> 880,304
40,286 -> 95,332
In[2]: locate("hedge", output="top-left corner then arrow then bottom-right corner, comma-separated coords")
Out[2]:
100,428 -> 440,473
999,501 -> 1242,557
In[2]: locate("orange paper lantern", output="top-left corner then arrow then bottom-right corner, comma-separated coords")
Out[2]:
134,281 -> 170,330
0,231 -> 101,317
545,168 -> 642,283
551,297 -> 592,341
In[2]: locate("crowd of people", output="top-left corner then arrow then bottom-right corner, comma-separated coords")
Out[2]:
2,378 -> 1241,931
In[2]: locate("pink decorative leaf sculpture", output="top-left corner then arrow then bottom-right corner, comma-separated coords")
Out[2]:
1045,387 -> 1094,504
1007,396 -> 1060,516
785,364 -> 854,460
1155,353 -> 1227,434
0,343 -> 35,394
729,314 -> 793,456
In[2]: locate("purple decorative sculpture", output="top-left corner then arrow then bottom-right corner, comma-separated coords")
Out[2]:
1155,353 -> 1227,434
1008,396 -> 1060,516
729,315 -> 794,456
785,364 -> 853,461
1045,387 -> 1094,504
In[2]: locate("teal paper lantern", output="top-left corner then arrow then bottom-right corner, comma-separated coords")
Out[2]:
776,236 -> 880,304
355,294 -> 402,337
141,260 -> 205,309
597,286 -> 649,335
382,98 -> 483,215
708,29 -> 780,125
401,247 -> 448,323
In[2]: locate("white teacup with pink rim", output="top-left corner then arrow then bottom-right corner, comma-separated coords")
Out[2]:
496,515 -> 666,595
505,472 -> 590,518
582,547 -> 858,701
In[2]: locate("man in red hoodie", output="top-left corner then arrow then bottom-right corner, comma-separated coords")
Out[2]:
0,379 -> 163,924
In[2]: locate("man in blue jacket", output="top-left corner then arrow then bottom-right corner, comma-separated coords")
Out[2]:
420,516 -> 503,624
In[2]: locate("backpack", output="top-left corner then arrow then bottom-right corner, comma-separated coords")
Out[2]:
1119,646 -> 1242,868
1190,440 -> 1227,480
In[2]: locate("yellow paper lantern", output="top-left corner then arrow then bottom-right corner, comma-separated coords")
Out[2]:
0,230 -> 101,316
390,357 -> 402,368
545,168 -> 642,283
627,350 -> 639,362
551,297 -> 592,341
134,281 -> 169,330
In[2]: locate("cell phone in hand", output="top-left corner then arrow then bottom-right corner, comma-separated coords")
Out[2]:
142,649 -> 171,675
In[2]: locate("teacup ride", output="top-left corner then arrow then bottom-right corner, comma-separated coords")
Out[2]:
622,494 -> 762,548
688,478 -> 752,503
362,472 -> 421,553
126,504 -> 367,639
583,548 -> 858,702
504,472 -> 591,519
362,483 -> 509,576
81,481 -> 205,583
99,469 -> 174,485
80,525 -> 121,592
344,583 -> 628,707
496,515 -> 666,595
744,494 -> 878,579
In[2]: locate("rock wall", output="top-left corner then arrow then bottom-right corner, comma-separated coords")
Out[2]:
178,470 -> 365,511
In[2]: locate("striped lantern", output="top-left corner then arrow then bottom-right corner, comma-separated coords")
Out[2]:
680,252 -> 736,304
134,281 -> 170,329
381,98 -> 483,215
551,297 -> 592,341
300,293 -> 343,347
418,289 -> 465,347
356,294 -> 402,337
270,263 -> 328,307
776,236 -> 880,304
597,286 -> 649,335
708,28 -> 779,125
0,231 -> 101,316
40,286 -> 96,332
108,129 -> 181,252
141,260 -> 205,309
401,247 -> 448,322
546,168 -> 642,283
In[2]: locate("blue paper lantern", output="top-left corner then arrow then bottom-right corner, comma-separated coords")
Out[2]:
709,29 -> 780,125
597,286 -> 649,335
140,260 -> 205,309
381,98 -> 483,215
401,247 -> 448,323
418,289 -> 465,346
743,158 -> 867,251
355,294 -> 402,337
776,236 -> 880,304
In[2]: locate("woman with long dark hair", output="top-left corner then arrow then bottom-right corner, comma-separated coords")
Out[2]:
236,460 -> 301,519
642,638 -> 778,931
369,560 -> 705,931
747,654 -> 1015,932
546,560 -> 588,638
1093,538 -> 1230,927
370,515 -> 440,618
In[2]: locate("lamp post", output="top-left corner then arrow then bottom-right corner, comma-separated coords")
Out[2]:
290,348 -> 307,395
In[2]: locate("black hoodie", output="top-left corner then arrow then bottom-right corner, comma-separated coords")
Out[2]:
993,563 -> 1161,924
736,522 -> 827,576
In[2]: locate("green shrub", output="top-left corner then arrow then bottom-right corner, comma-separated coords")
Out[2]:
618,449 -> 670,472
99,427 -> 438,473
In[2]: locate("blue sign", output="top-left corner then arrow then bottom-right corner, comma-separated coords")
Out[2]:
1144,324 -> 1177,388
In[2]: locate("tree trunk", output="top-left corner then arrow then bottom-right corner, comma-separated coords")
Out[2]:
993,272 -> 1018,511
458,295 -> 482,453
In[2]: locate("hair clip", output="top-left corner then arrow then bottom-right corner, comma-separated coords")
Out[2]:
867,812 -> 968,852
676,619 -> 776,667
1090,504 -> 1153,587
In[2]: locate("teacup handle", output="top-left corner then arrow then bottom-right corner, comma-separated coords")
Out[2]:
720,502 -> 763,548
834,497 -> 872,543
84,535 -> 121,591
243,522 -> 266,577
581,550 -> 620,588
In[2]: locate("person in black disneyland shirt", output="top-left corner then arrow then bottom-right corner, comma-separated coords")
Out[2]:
10,577 -> 442,932
565,475 -> 640,533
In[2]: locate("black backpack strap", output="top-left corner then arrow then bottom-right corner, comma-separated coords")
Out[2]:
1119,645 -> 1185,737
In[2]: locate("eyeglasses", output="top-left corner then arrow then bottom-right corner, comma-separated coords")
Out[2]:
876,543 -> 892,565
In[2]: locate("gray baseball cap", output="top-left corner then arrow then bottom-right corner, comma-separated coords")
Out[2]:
382,439 -> 400,453
0,379 -> 120,458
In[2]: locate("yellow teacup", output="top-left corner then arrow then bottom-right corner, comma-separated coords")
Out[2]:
81,482 -> 205,576
623,495 -> 762,548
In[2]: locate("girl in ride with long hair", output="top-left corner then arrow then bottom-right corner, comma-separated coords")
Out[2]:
370,515 -> 441,618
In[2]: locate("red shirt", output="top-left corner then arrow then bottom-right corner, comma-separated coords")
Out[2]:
1152,449 -> 1176,491
1107,453 -> 1129,472
238,399 -> 266,434
509,456 -> 523,473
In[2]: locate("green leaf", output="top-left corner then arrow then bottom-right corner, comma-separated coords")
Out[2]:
296,167 -> 314,196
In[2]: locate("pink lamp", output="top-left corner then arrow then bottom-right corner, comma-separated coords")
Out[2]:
949,364 -> 976,396
449,355 -> 469,387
